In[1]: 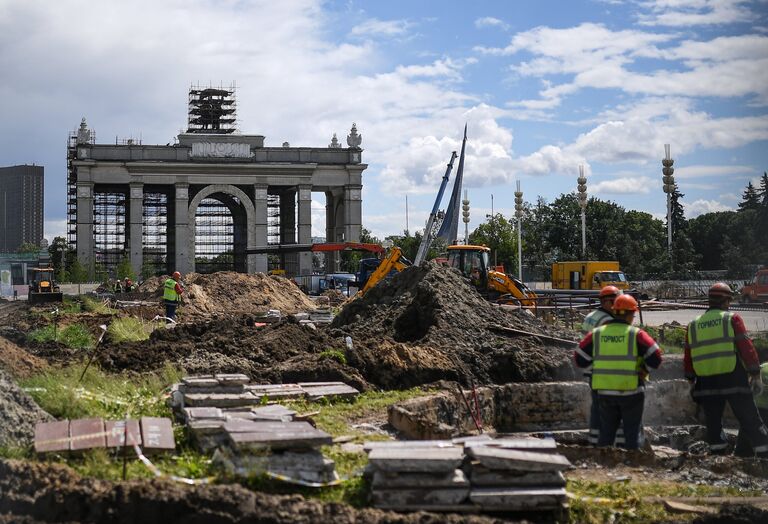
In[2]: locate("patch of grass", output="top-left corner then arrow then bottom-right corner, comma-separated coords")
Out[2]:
642,325 -> 686,354
318,348 -> 347,365
81,295 -> 115,314
27,323 -> 95,349
107,317 -> 158,343
567,478 -> 764,523
20,363 -> 182,420
60,296 -> 83,314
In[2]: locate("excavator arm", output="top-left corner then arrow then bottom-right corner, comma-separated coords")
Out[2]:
359,247 -> 411,296
487,270 -> 537,307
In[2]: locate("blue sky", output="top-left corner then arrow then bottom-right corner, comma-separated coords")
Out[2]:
1,0 -> 766,241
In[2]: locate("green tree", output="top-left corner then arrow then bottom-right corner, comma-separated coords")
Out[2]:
47,237 -> 70,280
520,197 -> 554,280
469,213 -> 518,274
340,227 -> 381,273
738,181 -> 761,212
16,242 -> 40,254
721,234 -> 748,278
69,259 -> 89,283
616,210 -> 665,279
687,211 -> 736,270
116,255 -> 136,280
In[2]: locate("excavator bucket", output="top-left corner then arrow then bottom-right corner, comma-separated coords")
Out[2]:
28,291 -> 64,304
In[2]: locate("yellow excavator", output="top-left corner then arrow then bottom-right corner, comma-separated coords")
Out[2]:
358,246 -> 411,296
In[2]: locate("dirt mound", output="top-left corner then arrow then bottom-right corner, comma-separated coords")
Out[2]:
139,272 -> 316,319
0,459 -> 503,524
0,336 -> 48,378
331,262 -> 576,387
0,369 -> 52,448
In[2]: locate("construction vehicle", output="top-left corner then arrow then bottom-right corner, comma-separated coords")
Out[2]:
551,261 -> 629,291
446,245 -> 537,306
741,268 -> 768,303
358,247 -> 412,296
28,267 -> 63,304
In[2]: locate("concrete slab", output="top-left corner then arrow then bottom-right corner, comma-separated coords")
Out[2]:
182,376 -> 219,387
299,382 -> 359,399
368,447 -> 465,473
224,420 -> 314,434
105,420 -> 142,448
183,392 -> 260,407
363,440 -> 456,451
469,487 -> 567,509
467,448 -> 571,472
470,467 -> 566,487
246,384 -> 305,400
250,405 -> 297,421
228,426 -> 333,451
372,487 -> 470,507
140,417 -> 175,454
183,407 -> 225,421
70,418 -> 106,451
214,373 -> 250,385
34,421 -> 70,453
188,419 -> 225,435
372,469 -> 469,489
470,438 -> 558,452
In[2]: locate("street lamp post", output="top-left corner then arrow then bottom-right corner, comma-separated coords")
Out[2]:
577,165 -> 588,258
662,144 -> 675,256
514,181 -> 523,281
462,190 -> 470,244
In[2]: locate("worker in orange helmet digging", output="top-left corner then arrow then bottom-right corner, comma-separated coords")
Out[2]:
581,285 -> 622,445
575,294 -> 663,449
685,282 -> 768,458
163,271 -> 184,322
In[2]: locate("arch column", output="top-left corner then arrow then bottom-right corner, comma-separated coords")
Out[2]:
187,184 -> 257,274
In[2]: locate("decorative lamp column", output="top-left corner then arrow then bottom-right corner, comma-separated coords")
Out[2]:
662,144 -> 675,255
577,164 -> 588,258
514,181 -> 524,280
462,190 -> 470,244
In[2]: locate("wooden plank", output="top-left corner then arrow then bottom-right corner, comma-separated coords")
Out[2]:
372,487 -> 470,507
368,447 -> 464,473
470,467 -> 566,487
140,417 -> 175,454
105,420 -> 142,447
70,418 -> 106,451
228,427 -> 333,451
467,447 -> 571,472
363,440 -> 456,451
34,420 -> 70,453
372,469 -> 468,489
469,487 -> 567,509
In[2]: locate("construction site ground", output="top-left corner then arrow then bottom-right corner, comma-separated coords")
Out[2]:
1,266 -> 767,523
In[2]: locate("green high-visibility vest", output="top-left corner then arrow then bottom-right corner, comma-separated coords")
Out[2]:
581,309 -> 613,335
688,310 -> 736,377
591,323 -> 640,391
163,278 -> 178,302
756,363 -> 768,409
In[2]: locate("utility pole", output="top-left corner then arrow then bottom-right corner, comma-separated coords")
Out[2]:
662,144 -> 675,258
490,193 -> 496,267
405,195 -> 409,235
514,181 -> 523,281
577,164 -> 587,258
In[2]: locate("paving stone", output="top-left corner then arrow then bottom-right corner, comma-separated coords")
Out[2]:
70,418 -> 106,452
452,434 -> 494,445
467,447 -> 571,472
299,383 -> 360,399
183,392 -> 260,408
224,419 -> 313,434
228,424 -> 332,451
140,417 -> 175,454
367,447 -> 465,473
250,405 -> 296,421
188,419 -> 226,435
182,376 -> 219,387
180,384 -> 246,395
214,373 -> 250,385
246,384 -> 305,400
183,407 -> 225,421
372,487 -> 470,507
34,421 -> 70,453
363,440 -> 456,451
468,487 -> 567,510
470,438 -> 558,453
105,420 -> 142,448
372,469 -> 469,489
470,467 -> 566,487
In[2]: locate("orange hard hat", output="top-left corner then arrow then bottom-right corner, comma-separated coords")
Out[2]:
613,294 -> 638,312
599,285 -> 621,298
708,282 -> 733,298
172,271 -> 182,279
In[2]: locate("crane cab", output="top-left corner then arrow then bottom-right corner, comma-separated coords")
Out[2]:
446,245 -> 490,288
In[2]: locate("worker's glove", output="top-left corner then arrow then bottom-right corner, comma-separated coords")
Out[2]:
750,375 -> 764,397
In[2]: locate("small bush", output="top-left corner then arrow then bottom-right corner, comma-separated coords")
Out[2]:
319,348 -> 347,365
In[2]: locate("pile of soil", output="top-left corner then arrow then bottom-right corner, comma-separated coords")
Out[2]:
0,459 -> 503,524
0,336 -> 48,377
0,369 -> 52,448
139,272 -> 316,319
331,262 -> 576,387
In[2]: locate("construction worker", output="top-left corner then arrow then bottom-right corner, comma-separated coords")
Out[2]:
684,282 -> 768,457
575,294 -> 662,449
581,285 -> 622,445
163,271 -> 184,321
735,360 -> 768,456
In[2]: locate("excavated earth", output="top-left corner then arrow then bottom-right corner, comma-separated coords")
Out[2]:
0,459 -> 507,524
0,369 -> 52,449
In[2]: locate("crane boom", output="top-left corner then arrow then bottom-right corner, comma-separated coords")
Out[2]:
414,151 -> 457,266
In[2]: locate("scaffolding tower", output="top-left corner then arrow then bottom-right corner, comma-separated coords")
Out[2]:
194,197 -> 235,273
142,191 -> 168,276
93,191 -> 127,274
187,84 -> 237,134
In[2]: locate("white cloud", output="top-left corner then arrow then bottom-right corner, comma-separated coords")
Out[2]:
44,219 -> 67,242
686,198 -> 735,217
637,0 -> 754,27
351,18 -> 410,37
674,164 -> 756,179
475,17 -> 509,30
592,176 -> 655,194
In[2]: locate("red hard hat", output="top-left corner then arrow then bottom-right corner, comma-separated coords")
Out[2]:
599,285 -> 621,298
708,282 -> 733,298
613,294 -> 638,312
172,271 -> 182,279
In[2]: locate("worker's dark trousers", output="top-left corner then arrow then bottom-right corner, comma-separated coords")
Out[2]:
597,393 -> 644,450
589,390 -> 628,446
164,300 -> 178,321
734,407 -> 768,457
701,395 -> 768,456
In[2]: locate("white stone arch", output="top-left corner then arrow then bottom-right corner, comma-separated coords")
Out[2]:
188,184 -> 256,273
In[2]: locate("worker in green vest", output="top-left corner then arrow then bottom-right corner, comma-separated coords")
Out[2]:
163,271 -> 184,321
575,294 -> 663,449
684,282 -> 768,457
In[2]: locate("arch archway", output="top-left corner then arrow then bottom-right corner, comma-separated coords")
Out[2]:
188,184 -> 256,273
